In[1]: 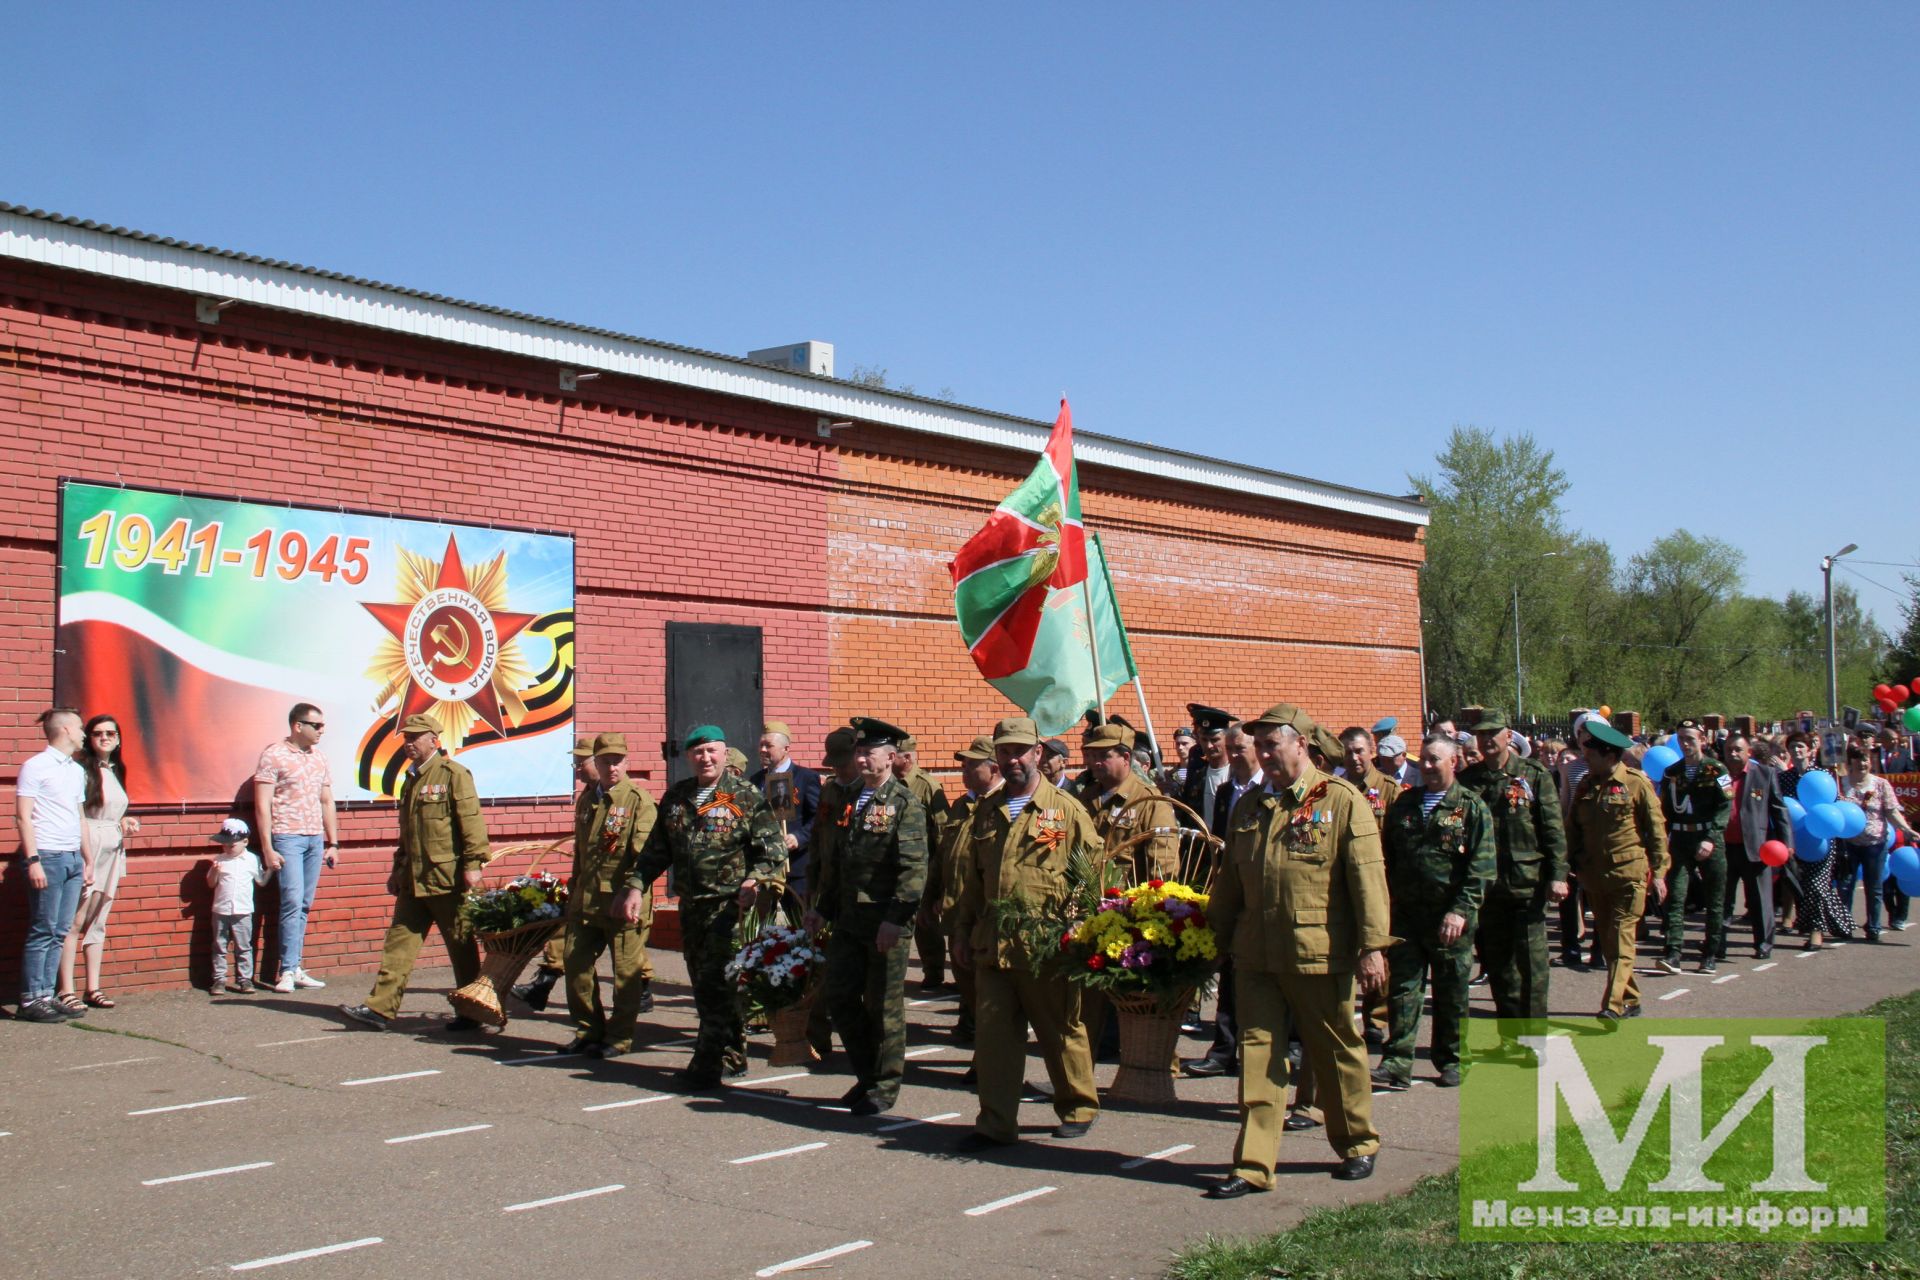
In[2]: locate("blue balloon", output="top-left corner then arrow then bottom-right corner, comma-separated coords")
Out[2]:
1834,800 -> 1868,840
1899,864 -> 1920,897
1797,770 -> 1839,808
1784,797 -> 1807,826
1805,804 -> 1846,841
1794,829 -> 1827,862
1889,846 -> 1920,885
1642,745 -> 1680,783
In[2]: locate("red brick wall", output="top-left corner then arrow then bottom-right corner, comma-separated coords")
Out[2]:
0,258 -> 1423,995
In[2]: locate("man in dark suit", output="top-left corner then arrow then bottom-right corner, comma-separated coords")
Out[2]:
1721,732 -> 1794,959
1183,723 -> 1263,1079
1178,704 -> 1237,830
752,720 -> 822,898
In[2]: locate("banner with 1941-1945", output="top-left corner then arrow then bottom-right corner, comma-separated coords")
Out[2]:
54,480 -> 575,805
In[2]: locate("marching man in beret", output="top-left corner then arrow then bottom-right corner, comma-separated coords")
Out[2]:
341,712 -> 492,1031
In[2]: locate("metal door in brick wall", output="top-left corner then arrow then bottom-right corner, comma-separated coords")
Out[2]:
664,622 -> 764,785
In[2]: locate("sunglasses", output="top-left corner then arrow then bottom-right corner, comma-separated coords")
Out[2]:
299,721 -> 326,730
91,729 -> 120,738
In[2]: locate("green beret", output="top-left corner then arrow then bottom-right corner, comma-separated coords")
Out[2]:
401,712 -> 444,737
683,724 -> 726,751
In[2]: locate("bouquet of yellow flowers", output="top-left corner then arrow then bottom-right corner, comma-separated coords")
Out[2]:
1061,878 -> 1217,1002
460,870 -> 569,936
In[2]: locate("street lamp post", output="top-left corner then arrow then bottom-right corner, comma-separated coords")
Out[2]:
1824,542 -> 1858,721
1513,551 -> 1559,724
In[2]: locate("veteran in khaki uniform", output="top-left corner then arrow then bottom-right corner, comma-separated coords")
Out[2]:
937,735 -> 1000,1045
1566,718 -> 1669,1022
341,713 -> 492,1030
1459,710 -> 1568,1025
559,733 -> 658,1058
805,718 -> 928,1115
950,717 -> 1103,1151
616,725 -> 787,1088
1207,704 -> 1393,1196
894,734 -> 953,989
514,736 -> 596,1012
804,726 -> 862,1059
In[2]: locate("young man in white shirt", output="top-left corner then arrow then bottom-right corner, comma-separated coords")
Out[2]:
15,708 -> 95,1022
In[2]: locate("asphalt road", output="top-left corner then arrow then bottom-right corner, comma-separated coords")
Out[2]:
2,921 -> 1913,1279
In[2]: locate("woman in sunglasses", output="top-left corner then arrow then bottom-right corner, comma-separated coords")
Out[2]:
56,714 -> 138,1011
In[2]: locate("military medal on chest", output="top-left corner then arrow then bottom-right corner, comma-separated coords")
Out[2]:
862,801 -> 896,834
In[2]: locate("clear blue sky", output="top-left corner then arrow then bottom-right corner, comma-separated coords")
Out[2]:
7,5 -> 1915,623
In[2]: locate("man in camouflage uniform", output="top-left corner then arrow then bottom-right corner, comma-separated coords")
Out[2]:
1567,719 -> 1669,1022
805,718 -> 928,1116
893,734 -> 952,990
1459,710 -> 1567,1027
616,725 -> 786,1088
804,726 -> 861,1060
938,735 -> 1000,1045
562,732 -> 658,1058
1373,735 -> 1495,1090
1657,720 -> 1731,974
950,716 -> 1104,1151
341,712 -> 492,1031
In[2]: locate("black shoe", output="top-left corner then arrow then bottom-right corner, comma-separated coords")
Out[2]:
339,1003 -> 389,1030
1714,947 -> 1729,962
1284,1110 -> 1320,1131
16,999 -> 65,1023
1867,930 -> 1883,943
1596,1009 -> 1623,1030
1655,955 -> 1682,975
1699,958 -> 1718,974
592,1045 -> 621,1059
1755,945 -> 1773,960
838,1084 -> 868,1106
1052,1118 -> 1095,1140
1370,1067 -> 1410,1092
635,982 -> 655,1014
1560,950 -> 1585,969
1205,1176 -> 1267,1199
511,970 -> 559,1011
1468,971 -> 1490,987
953,1021 -> 975,1047
721,1061 -> 748,1080
1623,1004 -> 1643,1019
953,1131 -> 1015,1154
1333,1155 -> 1376,1181
1182,1056 -> 1235,1079
849,1095 -> 892,1117
1437,1066 -> 1462,1088
562,1036 -> 599,1054
443,1016 -> 482,1032
1363,1023 -> 1386,1047
961,1065 -> 977,1084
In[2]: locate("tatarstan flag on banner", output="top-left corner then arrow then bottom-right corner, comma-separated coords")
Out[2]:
950,401 -> 1138,734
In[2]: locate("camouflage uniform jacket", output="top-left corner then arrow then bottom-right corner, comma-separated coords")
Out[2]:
627,769 -> 786,905
813,774 -> 928,929
1458,752 -> 1568,895
1381,783 -> 1497,919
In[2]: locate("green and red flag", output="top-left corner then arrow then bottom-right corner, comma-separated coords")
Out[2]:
950,401 -> 1137,734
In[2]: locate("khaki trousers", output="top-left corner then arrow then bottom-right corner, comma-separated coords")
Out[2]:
564,914 -> 652,1052
365,889 -> 478,1019
1586,862 -> 1648,1015
971,964 -> 1099,1142
1232,967 -> 1380,1188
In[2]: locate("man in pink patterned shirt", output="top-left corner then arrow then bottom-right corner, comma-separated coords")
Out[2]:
254,703 -> 339,993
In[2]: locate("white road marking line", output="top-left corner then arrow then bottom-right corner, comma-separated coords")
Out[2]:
128,1096 -> 248,1116
256,1035 -> 336,1047
1659,989 -> 1690,1001
1795,949 -> 1821,960
231,1238 -> 382,1271
340,1070 -> 441,1087
143,1161 -> 274,1186
651,994 -> 693,1003
907,996 -> 954,1007
659,1036 -> 700,1048
385,1124 -> 492,1144
1753,962 -> 1778,972
1830,941 -> 1849,948
730,1142 -> 829,1164
964,1186 -> 1057,1216
732,1072 -> 811,1088
65,1056 -> 158,1071
1121,1144 -> 1194,1169
497,1051 -> 585,1066
0,1132 -> 11,1138
877,1111 -> 961,1132
503,1185 -> 625,1212
755,1241 -> 874,1277
904,1047 -> 944,1058
582,1095 -> 673,1112
1712,974 -> 1739,985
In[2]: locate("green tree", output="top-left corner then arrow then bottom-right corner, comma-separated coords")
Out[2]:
1614,531 -> 1749,725
1881,575 -> 1920,692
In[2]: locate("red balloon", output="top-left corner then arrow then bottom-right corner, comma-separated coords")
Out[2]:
1895,686 -> 1912,705
1875,684 -> 1893,702
1758,840 -> 1791,868
1896,830 -> 1909,850
1881,700 -> 1900,719
1910,678 -> 1920,697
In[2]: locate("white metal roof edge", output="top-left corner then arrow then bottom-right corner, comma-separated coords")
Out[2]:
0,204 -> 1427,528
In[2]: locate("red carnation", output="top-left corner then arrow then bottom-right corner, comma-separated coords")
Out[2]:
1088,955 -> 1106,970
1149,878 -> 1165,888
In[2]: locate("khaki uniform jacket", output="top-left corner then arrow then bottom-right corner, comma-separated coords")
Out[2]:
1087,771 -> 1180,883
951,779 -> 1103,970
814,775 -> 929,929
1349,767 -> 1403,824
1458,752 -> 1569,894
1568,763 -> 1670,881
393,751 -> 491,897
576,778 -> 658,922
937,790 -> 988,922
1209,766 -> 1394,976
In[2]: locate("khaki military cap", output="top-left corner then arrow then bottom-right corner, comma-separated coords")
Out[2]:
1311,725 -> 1346,761
1244,703 -> 1317,738
954,735 -> 996,763
726,747 -> 750,773
572,735 -> 595,759
992,717 -> 1040,747
823,726 -> 857,766
1082,722 -> 1134,752
400,712 -> 444,737
762,720 -> 792,738
898,734 -> 919,752
591,731 -> 628,756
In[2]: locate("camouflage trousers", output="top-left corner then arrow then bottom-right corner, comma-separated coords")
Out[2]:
680,899 -> 747,1076
1663,838 -> 1726,961
1379,909 -> 1476,1079
824,910 -> 911,1102
1476,888 -> 1551,1020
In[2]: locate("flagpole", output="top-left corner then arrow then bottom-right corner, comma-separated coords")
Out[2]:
1130,673 -> 1163,767
1080,575 -> 1104,725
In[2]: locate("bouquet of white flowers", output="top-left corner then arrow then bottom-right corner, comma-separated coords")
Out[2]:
724,921 -> 823,1014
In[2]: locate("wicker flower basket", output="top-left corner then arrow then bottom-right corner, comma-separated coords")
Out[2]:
1105,986 -> 1193,1105
448,841 -> 568,1030
766,990 -> 821,1067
